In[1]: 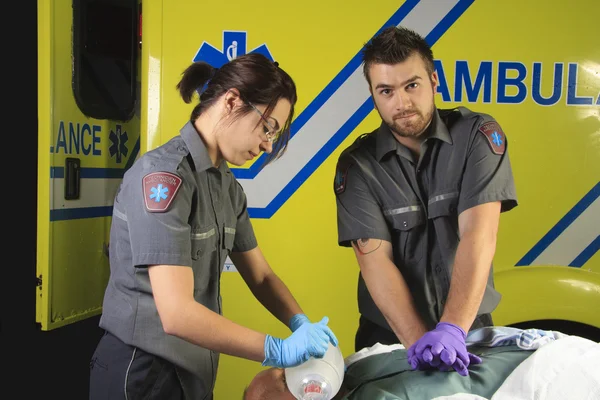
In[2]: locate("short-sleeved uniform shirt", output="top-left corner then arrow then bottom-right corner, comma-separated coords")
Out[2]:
99,121 -> 258,398
334,107 -> 517,332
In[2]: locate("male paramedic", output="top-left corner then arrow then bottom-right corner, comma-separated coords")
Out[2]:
334,26 -> 518,376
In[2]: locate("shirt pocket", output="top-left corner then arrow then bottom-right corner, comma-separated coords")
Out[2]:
427,191 -> 460,246
384,205 -> 426,265
190,224 -> 218,261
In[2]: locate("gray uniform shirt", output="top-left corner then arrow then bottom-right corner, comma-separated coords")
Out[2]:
99,121 -> 257,399
334,106 -> 517,332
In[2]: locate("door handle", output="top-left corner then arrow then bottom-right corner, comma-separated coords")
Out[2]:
65,157 -> 81,200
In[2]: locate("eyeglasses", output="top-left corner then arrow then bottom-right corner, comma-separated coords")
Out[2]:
248,102 -> 282,143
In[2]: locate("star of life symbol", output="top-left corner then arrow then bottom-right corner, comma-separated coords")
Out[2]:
109,125 -> 128,163
491,131 -> 503,147
192,31 -> 274,67
142,172 -> 182,213
149,184 -> 169,202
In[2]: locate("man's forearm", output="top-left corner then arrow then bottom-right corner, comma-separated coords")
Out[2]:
441,230 -> 497,332
247,272 -> 303,328
363,259 -> 428,347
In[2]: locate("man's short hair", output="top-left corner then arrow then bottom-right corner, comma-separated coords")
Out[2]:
243,368 -> 290,400
362,26 -> 435,85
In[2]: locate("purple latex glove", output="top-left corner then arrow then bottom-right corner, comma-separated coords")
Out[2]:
407,322 -> 482,376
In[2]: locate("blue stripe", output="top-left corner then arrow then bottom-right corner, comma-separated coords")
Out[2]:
49,0 -> 474,221
248,0 -> 475,218
249,97 -> 374,217
569,235 -> 600,268
424,0 -> 475,45
50,167 -> 63,178
51,167 -> 126,179
50,206 -> 113,221
517,181 -> 600,266
231,0 -> 421,179
49,128 -> 139,180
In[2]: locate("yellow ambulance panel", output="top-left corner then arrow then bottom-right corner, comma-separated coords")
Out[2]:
431,0 -> 600,329
37,0 -> 598,397
37,0 -> 140,330
140,0 -> 597,396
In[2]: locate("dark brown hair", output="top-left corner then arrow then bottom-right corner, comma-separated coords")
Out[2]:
362,26 -> 435,86
176,53 -> 297,163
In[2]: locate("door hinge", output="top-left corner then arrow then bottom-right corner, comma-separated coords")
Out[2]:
36,274 -> 43,287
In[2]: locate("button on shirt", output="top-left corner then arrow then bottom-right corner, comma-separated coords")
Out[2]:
335,107 -> 517,332
100,121 -> 257,398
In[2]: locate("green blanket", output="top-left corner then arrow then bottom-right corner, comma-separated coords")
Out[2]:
341,345 -> 532,399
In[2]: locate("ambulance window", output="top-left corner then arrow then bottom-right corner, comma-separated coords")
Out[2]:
72,0 -> 138,121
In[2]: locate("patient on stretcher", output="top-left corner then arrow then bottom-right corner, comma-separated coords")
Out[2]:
243,326 -> 599,400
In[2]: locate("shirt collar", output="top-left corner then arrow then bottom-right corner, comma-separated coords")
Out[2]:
375,108 -> 452,161
375,122 -> 407,161
180,120 -> 226,173
428,108 -> 453,145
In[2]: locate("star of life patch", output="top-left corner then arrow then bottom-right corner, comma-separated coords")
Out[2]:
334,162 -> 351,195
478,121 -> 506,155
142,172 -> 183,213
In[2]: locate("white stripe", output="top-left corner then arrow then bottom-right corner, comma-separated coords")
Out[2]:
532,196 -> 600,265
51,178 -> 121,210
384,205 -> 422,216
192,228 -> 216,240
238,0 -> 460,208
113,207 -> 127,222
124,347 -> 137,400
429,192 -> 459,205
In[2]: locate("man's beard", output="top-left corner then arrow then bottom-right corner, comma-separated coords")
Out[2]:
384,106 -> 434,138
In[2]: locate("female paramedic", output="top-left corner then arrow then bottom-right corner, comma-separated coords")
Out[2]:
89,53 -> 338,400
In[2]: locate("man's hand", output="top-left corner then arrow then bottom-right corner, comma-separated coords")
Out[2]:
407,322 -> 482,376
351,239 -> 429,347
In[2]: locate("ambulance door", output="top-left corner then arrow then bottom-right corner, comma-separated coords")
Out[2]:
36,0 -> 140,330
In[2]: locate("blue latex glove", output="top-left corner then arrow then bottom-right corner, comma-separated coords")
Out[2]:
262,316 -> 338,368
289,313 -> 311,332
407,322 -> 482,376
289,314 -> 339,347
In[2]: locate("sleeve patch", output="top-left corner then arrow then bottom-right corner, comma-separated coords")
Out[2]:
142,172 -> 183,213
334,162 -> 351,195
478,121 -> 506,155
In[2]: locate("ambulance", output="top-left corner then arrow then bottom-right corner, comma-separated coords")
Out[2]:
37,0 -> 599,397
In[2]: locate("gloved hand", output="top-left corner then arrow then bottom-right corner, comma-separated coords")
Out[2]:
262,316 -> 338,368
407,322 -> 482,376
289,313 -> 339,346
289,313 -> 311,332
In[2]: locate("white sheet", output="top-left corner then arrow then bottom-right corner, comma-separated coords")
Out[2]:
432,336 -> 600,400
491,335 -> 600,400
344,342 -> 405,367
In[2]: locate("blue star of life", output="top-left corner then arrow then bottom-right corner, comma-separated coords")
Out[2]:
335,170 -> 344,187
192,31 -> 274,68
150,184 -> 169,202
491,131 -> 503,147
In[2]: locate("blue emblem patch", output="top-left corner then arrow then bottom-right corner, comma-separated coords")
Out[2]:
334,162 -> 351,195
